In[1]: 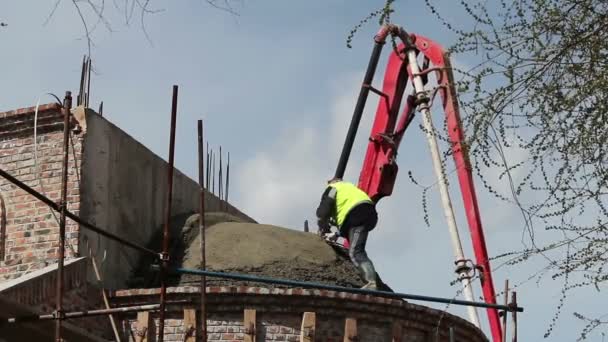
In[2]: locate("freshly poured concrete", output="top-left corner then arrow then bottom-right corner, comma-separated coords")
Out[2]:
131,212 -> 391,290
184,222 -> 338,269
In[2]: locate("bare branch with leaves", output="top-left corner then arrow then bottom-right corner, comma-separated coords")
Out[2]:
44,0 -> 238,55
423,0 -> 608,338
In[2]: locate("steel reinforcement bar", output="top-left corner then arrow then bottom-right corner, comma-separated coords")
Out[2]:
0,168 -> 157,257
159,266 -> 524,313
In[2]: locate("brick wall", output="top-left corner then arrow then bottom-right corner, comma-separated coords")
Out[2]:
0,103 -> 82,281
0,257 -> 112,340
111,286 -> 489,342
0,103 -> 254,287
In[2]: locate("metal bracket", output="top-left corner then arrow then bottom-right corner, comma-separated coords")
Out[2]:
303,327 -> 315,338
453,259 -> 486,283
370,133 -> 397,147
363,83 -> 392,113
134,327 -> 148,337
378,133 -> 396,146
413,67 -> 446,78
72,123 -> 82,134
183,325 -> 195,342
454,258 -> 473,275
414,90 -> 430,101
363,84 -> 390,99
56,201 -> 66,212
244,323 -> 255,336
159,252 -> 170,262
52,310 -> 65,320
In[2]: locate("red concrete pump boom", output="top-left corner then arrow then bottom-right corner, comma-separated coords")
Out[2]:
333,25 -> 503,342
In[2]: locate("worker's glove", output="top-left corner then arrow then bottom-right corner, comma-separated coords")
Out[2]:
317,219 -> 331,236
322,231 -> 339,242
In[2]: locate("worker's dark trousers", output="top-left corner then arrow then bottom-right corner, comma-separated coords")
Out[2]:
348,225 -> 377,283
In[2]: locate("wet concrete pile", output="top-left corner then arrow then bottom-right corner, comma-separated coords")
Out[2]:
129,212 -> 391,291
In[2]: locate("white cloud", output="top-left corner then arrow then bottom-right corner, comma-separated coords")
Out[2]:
234,122 -> 327,226
234,71 -> 377,228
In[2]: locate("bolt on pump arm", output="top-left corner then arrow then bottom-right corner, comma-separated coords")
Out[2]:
333,24 -> 503,342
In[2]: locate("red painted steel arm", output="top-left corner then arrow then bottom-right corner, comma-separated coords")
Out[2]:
410,34 -> 503,342
357,44 -> 414,202
354,31 -> 503,341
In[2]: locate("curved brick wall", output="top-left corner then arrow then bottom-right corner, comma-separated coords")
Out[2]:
111,286 -> 488,342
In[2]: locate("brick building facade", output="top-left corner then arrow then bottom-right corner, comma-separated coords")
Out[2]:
0,103 -> 251,285
0,102 -> 252,341
112,286 -> 488,342
0,103 -> 81,281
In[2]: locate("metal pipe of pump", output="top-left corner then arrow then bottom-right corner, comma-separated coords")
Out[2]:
333,27 -> 392,179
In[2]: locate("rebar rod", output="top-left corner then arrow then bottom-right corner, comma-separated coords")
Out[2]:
503,280 -> 509,342
219,146 -> 223,204
0,169 -> 157,256
225,152 -> 229,205
197,120 -> 207,342
156,266 -> 524,313
511,292 -> 518,342
158,85 -> 179,342
2,304 -> 161,324
211,151 -> 215,196
206,142 -> 210,190
55,91 -> 71,342
85,57 -> 91,107
78,57 -> 86,105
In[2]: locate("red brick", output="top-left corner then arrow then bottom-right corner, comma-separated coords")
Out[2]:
14,202 -> 33,210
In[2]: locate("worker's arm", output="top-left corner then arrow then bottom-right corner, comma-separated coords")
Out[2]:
316,186 -> 336,234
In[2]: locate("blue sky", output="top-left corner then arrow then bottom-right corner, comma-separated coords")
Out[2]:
1,1 -> 604,341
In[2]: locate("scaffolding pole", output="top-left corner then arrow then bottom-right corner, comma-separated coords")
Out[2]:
2,304 -> 161,324
197,120 -> 207,342
158,85 -> 179,342
1,265 -> 523,326
155,266 -> 524,313
0,170 -> 157,257
55,91 -> 72,342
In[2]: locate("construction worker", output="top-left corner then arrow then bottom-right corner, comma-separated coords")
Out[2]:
316,178 -> 379,290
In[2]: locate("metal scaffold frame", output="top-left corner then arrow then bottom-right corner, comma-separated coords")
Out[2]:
0,85 -> 523,342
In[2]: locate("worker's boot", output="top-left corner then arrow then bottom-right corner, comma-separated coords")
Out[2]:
359,261 -> 378,290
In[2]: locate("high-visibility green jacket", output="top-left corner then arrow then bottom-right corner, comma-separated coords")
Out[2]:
316,181 -> 373,228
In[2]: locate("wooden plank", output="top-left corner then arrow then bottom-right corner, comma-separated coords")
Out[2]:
244,309 -> 256,342
183,309 -> 197,342
343,318 -> 357,342
90,255 -> 121,341
134,311 -> 151,342
392,322 -> 403,342
300,312 -> 316,342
